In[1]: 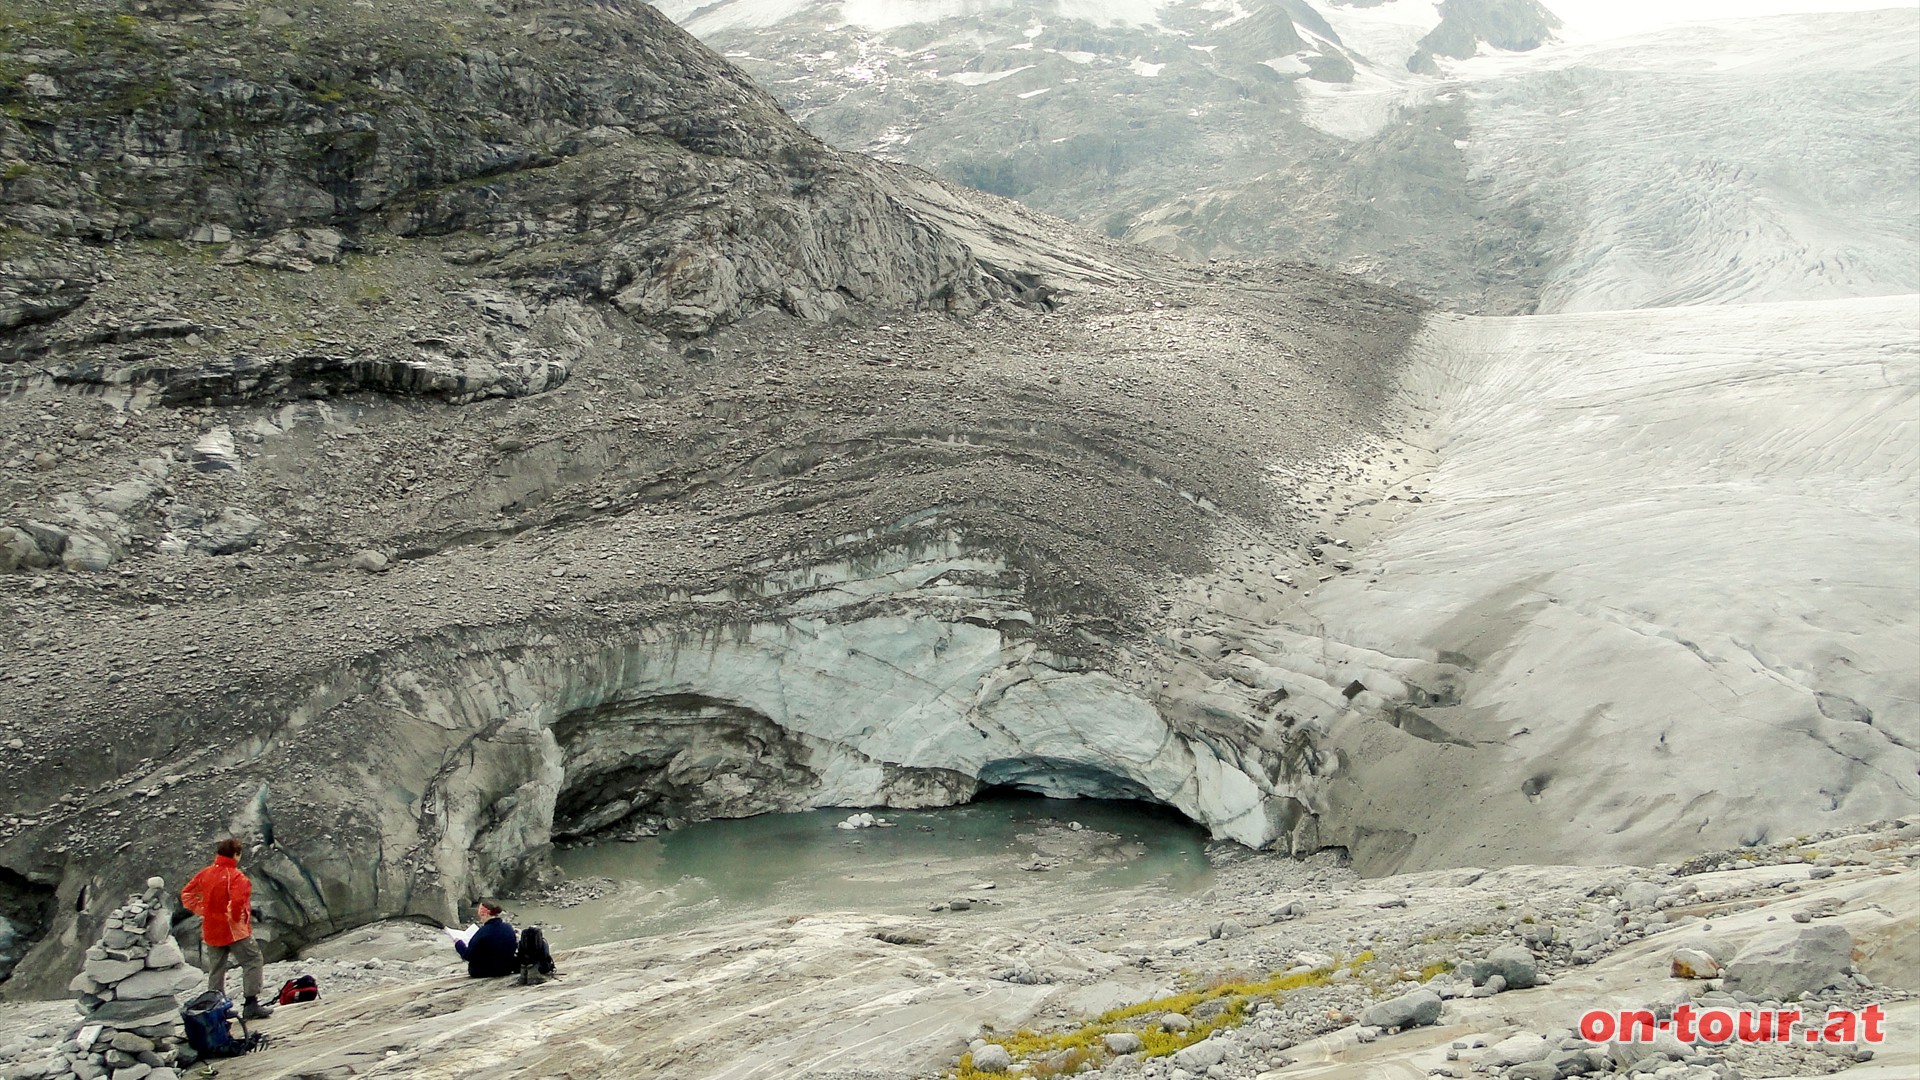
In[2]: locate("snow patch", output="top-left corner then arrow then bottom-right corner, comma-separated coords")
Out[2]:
949,65 -> 1034,86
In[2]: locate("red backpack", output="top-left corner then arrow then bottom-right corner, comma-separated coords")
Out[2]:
276,975 -> 320,1005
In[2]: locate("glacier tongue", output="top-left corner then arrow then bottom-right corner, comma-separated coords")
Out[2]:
1247,294 -> 1920,872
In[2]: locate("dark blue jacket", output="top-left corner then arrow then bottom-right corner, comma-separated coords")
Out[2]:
455,917 -> 518,978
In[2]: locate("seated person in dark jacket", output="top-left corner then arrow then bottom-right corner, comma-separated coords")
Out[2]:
453,900 -> 519,978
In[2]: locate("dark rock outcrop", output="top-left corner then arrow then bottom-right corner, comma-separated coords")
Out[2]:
0,0 -> 1014,364
1409,0 -> 1562,70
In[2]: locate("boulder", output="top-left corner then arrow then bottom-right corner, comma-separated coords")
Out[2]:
246,227 -> 349,272
1103,1032 -> 1144,1054
195,509 -> 266,555
1622,882 -> 1664,911
1172,1037 -> 1228,1070
1462,944 -> 1538,990
1483,1033 -> 1552,1067
454,289 -> 533,328
60,531 -> 115,572
1669,948 -> 1721,979
1160,1011 -> 1193,1032
1362,988 -> 1443,1029
1724,924 -> 1854,1000
1609,1029 -> 1690,1067
350,549 -> 389,574
0,526 -> 51,571
970,1043 -> 1011,1072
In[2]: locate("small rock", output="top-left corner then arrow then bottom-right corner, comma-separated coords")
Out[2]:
350,550 -> 389,574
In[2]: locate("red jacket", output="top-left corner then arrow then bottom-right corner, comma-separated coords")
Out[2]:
180,855 -> 253,947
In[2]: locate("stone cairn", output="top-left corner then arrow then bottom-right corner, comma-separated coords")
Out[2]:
54,877 -> 201,1080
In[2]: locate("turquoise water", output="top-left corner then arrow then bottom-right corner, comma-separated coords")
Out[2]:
509,794 -> 1215,945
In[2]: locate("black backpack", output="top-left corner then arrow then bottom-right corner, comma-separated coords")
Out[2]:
515,925 -> 555,984
182,991 -> 267,1057
276,974 -> 320,1005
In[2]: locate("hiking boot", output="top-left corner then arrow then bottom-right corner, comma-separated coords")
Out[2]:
242,997 -> 275,1020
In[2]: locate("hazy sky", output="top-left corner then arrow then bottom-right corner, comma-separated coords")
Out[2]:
1544,0 -> 1912,38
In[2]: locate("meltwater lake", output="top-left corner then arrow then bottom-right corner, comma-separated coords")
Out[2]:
510,793 -> 1217,945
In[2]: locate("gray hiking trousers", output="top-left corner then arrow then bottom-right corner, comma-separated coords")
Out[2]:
206,934 -> 265,1000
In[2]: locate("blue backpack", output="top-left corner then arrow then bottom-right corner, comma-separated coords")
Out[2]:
183,991 -> 266,1057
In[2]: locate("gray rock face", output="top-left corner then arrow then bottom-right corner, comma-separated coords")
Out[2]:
1361,988 -> 1443,1029
0,0 -> 1005,351
1723,924 -> 1855,1000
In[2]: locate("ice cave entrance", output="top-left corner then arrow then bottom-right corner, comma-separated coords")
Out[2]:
510,793 -> 1214,945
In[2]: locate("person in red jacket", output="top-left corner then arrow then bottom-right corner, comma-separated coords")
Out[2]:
180,838 -> 273,1019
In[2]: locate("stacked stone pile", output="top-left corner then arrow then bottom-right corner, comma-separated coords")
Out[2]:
51,878 -> 200,1080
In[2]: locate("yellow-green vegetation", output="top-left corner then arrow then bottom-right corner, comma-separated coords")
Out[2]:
949,954 -> 1379,1078
1418,959 -> 1455,981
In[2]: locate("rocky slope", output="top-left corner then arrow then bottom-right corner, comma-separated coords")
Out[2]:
1,818 -> 1913,1080
0,0 -> 1431,994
